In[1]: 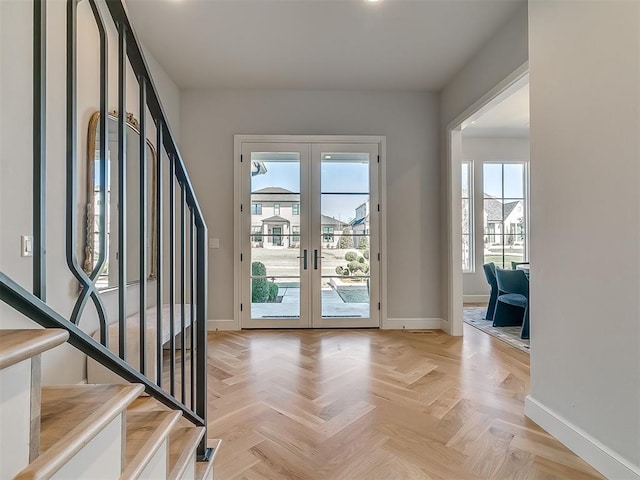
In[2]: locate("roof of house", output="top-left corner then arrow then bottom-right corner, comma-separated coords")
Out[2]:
261,215 -> 290,223
252,187 -> 300,202
321,215 -> 345,227
484,197 -> 521,222
349,216 -> 367,227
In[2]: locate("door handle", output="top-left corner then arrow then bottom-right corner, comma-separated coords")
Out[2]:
313,249 -> 325,270
297,249 -> 308,270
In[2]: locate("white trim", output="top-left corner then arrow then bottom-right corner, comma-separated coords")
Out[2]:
382,318 -> 444,330
525,396 -> 640,480
445,62 -> 529,338
233,135 -> 387,330
463,295 -> 489,304
208,319 -> 238,331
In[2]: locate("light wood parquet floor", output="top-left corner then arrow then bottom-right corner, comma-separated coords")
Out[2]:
204,325 -> 604,480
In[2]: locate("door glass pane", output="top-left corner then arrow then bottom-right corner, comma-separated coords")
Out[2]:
250,152 -> 302,319
320,153 -> 370,318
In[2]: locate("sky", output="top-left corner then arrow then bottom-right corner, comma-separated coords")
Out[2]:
251,161 -> 370,222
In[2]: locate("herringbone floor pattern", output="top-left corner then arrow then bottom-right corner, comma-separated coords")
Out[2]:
205,325 -> 603,480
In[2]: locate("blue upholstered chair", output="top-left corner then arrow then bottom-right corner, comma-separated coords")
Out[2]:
494,267 -> 530,339
482,263 -> 499,321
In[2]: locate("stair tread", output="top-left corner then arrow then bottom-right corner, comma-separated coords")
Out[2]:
16,384 -> 144,480
195,439 -> 222,480
122,408 -> 182,480
0,329 -> 68,370
168,425 -> 206,480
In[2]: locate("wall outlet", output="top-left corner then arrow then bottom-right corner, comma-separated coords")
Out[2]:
209,238 -> 220,249
21,235 -> 33,257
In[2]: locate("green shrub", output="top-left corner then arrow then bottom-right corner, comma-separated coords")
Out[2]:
268,282 -> 279,301
251,261 -> 269,302
363,249 -> 370,260
361,264 -> 370,274
252,261 -> 266,276
358,256 -> 365,263
335,266 -> 344,275
338,235 -> 353,249
358,237 -> 369,249
347,261 -> 361,273
345,251 -> 358,262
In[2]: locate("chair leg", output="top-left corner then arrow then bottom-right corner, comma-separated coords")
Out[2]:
485,287 -> 498,320
520,307 -> 530,339
493,301 -> 525,327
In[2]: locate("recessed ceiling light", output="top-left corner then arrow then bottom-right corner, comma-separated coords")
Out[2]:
367,0 -> 381,3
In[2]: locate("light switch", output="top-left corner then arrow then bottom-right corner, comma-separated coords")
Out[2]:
209,238 -> 220,249
21,235 -> 33,257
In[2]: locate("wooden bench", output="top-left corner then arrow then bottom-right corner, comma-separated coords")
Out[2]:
87,304 -> 192,384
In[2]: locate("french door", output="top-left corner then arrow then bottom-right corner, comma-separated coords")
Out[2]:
239,140 -> 380,328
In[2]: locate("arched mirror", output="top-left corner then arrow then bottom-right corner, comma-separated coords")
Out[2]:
84,110 -> 157,290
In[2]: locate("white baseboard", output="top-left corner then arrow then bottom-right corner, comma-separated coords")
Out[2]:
525,396 -> 640,480
463,294 -> 489,303
382,318 -> 444,330
207,319 -> 238,331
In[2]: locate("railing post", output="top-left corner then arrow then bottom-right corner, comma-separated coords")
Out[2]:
180,185 -> 186,404
155,122 -> 163,386
169,153 -> 176,395
117,21 -> 127,361
139,77 -> 147,375
196,219 -> 208,458
33,0 -> 46,301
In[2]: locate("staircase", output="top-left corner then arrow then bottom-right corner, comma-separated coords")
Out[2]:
0,0 -> 220,477
0,329 -> 220,479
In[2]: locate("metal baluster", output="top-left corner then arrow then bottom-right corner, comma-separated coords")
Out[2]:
169,154 -> 176,395
117,21 -> 127,360
33,0 -> 46,301
190,207 -> 196,411
155,123 -> 163,386
180,185 -> 186,403
139,78 -> 147,375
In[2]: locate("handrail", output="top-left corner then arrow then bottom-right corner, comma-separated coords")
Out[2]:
0,272 -> 204,427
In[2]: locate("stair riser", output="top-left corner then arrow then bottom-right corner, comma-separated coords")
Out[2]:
0,358 -> 37,479
132,439 -> 168,480
178,453 -> 196,480
50,414 -> 123,480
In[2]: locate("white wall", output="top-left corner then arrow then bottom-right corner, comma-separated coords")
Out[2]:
0,0 -> 181,385
526,1 -> 640,477
439,4 -> 529,324
179,89 -> 441,323
461,137 -> 530,298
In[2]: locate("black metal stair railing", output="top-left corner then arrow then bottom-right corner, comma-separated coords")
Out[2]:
0,0 -> 210,459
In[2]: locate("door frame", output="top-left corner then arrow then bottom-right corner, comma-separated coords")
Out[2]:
444,63 -> 528,336
234,135 -> 387,331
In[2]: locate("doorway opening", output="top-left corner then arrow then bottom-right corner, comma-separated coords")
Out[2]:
446,65 -> 530,352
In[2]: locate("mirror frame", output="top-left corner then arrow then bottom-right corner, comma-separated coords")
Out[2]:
83,110 -> 158,285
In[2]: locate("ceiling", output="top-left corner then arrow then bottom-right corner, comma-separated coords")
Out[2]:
125,0 -> 524,91
463,82 -> 529,138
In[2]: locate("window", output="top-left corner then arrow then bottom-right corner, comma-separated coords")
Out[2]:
251,203 -> 262,215
461,161 -> 473,272
274,204 -> 280,215
292,226 -> 300,242
251,226 -> 263,243
292,203 -> 300,215
322,226 -> 334,242
483,162 -> 527,269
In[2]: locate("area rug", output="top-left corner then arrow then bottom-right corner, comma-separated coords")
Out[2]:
463,306 -> 530,354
